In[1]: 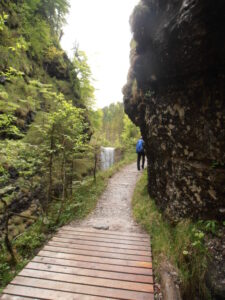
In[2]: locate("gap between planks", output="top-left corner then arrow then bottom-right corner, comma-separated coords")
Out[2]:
58,228 -> 150,242
9,276 -> 154,300
33,255 -> 153,276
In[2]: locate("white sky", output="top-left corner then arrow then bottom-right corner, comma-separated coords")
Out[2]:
61,0 -> 139,108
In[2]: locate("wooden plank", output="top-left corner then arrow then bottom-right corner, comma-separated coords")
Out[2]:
64,226 -> 149,238
20,269 -> 154,293
12,276 -> 154,300
1,294 -> 33,300
52,236 -> 150,251
59,228 -> 150,242
51,238 -> 151,256
27,261 -> 153,283
1,226 -> 154,299
56,233 -> 149,246
38,250 -> 152,268
3,285 -> 114,300
33,256 -> 153,275
45,244 -> 152,262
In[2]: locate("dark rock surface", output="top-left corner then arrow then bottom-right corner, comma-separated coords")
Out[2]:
206,228 -> 225,299
123,1 -> 225,298
123,0 -> 225,222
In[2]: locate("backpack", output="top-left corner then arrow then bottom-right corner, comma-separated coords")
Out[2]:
136,139 -> 144,153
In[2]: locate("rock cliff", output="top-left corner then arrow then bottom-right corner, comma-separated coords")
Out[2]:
123,0 -> 225,222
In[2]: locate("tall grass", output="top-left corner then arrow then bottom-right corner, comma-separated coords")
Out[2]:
132,171 -> 211,300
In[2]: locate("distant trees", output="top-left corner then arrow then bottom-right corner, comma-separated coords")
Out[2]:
38,0 -> 70,31
101,102 -> 124,145
0,0 -> 70,62
21,0 -> 70,35
90,102 -> 140,149
121,114 -> 140,147
72,46 -> 95,109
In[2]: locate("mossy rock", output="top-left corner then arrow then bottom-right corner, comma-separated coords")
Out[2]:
8,219 -> 13,225
17,223 -> 26,234
8,224 -> 14,231
29,203 -> 39,214
25,219 -> 34,227
8,227 -> 19,239
11,216 -> 23,226
21,210 -> 32,218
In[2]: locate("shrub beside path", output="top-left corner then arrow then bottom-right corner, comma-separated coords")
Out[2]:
1,163 -> 154,300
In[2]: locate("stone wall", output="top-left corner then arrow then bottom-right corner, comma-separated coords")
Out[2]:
123,0 -> 225,222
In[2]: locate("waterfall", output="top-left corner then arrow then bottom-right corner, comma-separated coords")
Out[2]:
100,147 -> 115,170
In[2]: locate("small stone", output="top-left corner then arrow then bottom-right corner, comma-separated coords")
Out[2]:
93,225 -> 109,230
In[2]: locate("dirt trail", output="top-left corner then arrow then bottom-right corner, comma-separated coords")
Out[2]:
70,162 -> 144,233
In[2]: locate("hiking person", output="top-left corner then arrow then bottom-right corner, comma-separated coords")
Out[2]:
136,137 -> 145,171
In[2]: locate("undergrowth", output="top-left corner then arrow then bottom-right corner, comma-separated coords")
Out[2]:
132,171 -> 212,300
0,151 -> 136,292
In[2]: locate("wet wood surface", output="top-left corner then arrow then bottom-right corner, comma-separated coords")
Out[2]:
1,226 -> 154,300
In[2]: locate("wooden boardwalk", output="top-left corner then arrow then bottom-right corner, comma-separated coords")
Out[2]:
1,226 -> 154,300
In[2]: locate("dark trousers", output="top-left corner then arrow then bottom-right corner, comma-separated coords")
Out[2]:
137,152 -> 145,170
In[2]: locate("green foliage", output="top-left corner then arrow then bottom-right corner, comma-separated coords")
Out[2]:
23,17 -> 51,60
197,220 -> 220,235
0,67 -> 24,82
0,114 -> 23,139
73,48 -> 95,108
37,93 -> 87,149
0,154 -> 136,290
36,0 -> 70,34
8,36 -> 29,54
211,160 -> 225,169
0,244 -> 14,289
0,242 -> 28,291
18,0 -> 69,38
132,172 -> 211,299
0,4 -> 97,291
89,109 -> 103,133
45,45 -> 64,61
0,12 -> 8,32
0,0 -> 69,63
122,114 -> 140,147
14,222 -> 45,258
92,102 -> 140,149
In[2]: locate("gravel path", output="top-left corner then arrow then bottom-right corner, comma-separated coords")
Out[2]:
70,162 -> 144,233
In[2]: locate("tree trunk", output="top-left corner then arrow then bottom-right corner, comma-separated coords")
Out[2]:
93,148 -> 98,182
1,200 -> 17,265
47,124 -> 55,212
56,146 -> 66,224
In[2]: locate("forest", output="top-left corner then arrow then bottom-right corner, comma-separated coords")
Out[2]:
0,0 -> 139,290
